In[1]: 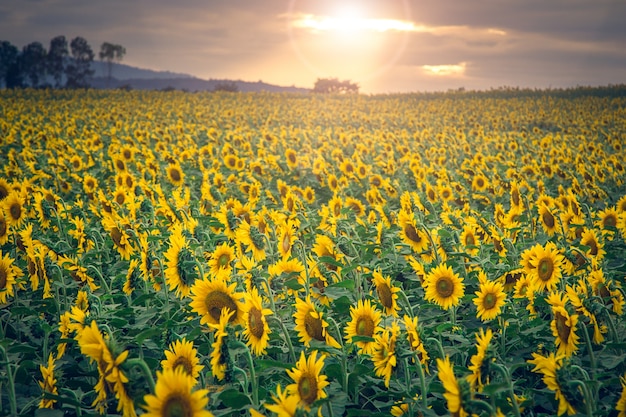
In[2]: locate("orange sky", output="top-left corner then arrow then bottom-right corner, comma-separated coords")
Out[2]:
2,0 -> 625,93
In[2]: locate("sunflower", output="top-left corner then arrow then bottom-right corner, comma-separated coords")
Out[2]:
538,203 -> 560,237
264,384 -> 300,417
235,221 -> 267,262
0,251 -> 22,304
164,224 -> 198,298
344,196 -> 366,218
403,315 -> 429,369
208,309 -> 235,381
38,353 -> 58,409
33,190 -> 59,230
101,214 -> 135,260
293,296 -> 340,348
372,270 -> 400,317
424,263 -> 465,311
460,223 -> 480,256
286,350 -> 329,410
0,211 -> 9,245
467,328 -> 494,391
161,338 -> 204,381
528,352 -> 578,416
617,375 -> 626,417
372,321 -> 400,387
551,306 -> 580,358
596,207 -> 619,239
521,242 -> 564,292
2,191 -> 26,229
242,287 -> 272,356
437,356 -> 469,417
312,234 -> 343,273
397,209 -> 429,253
0,177 -> 10,201
579,227 -> 606,264
166,162 -> 185,187
285,148 -> 298,169
471,173 -> 489,193
473,279 -> 507,321
344,299 -> 383,355
189,276 -> 244,326
276,221 -> 297,260
143,367 -> 213,417
566,280 -> 605,344
206,242 -> 235,280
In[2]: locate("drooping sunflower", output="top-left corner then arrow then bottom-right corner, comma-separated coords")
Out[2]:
372,270 -> 401,317
473,278 -> 507,321
207,242 -> 236,280
286,350 -> 329,410
521,242 -> 565,292
551,306 -> 580,358
0,251 -> 23,304
312,234 -> 343,273
38,353 -> 58,409
242,287 -> 273,356
371,321 -> 400,387
235,221 -> 267,262
264,384 -> 300,417
467,328 -> 494,392
143,367 -> 213,417
208,309 -> 235,381
344,299 -> 383,355
293,296 -> 340,348
566,279 -> 605,344
397,209 -> 429,253
403,315 -> 429,370
436,356 -> 469,417
189,276 -> 244,326
0,177 -> 11,202
2,191 -> 26,229
161,338 -> 204,381
424,263 -> 465,311
164,224 -> 198,298
579,227 -> 606,264
276,220 -> 297,260
528,352 -> 577,416
538,203 -> 560,237
101,214 -> 135,260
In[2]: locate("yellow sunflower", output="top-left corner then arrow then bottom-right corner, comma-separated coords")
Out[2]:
189,276 -> 244,326
208,309 -> 235,381
235,221 -> 267,262
372,270 -> 401,317
459,223 -> 480,256
473,279 -> 507,321
344,299 -> 383,355
0,211 -> 9,245
293,296 -> 340,348
551,306 -> 580,358
617,375 -> 626,417
0,177 -> 11,201
276,221 -> 297,260
143,367 -> 213,417
38,353 -> 58,409
579,227 -> 606,264
285,148 -> 298,169
528,352 -> 577,416
2,191 -> 26,229
403,315 -> 429,370
101,214 -> 135,260
397,209 -> 429,253
372,321 -> 400,387
242,287 -> 273,356
166,162 -> 185,187
436,356 -> 469,417
286,350 -> 329,410
596,206 -> 619,240
161,338 -> 204,380
424,264 -> 465,311
312,234 -> 343,273
0,251 -> 23,304
467,328 -> 494,392
521,242 -> 564,292
207,242 -> 235,280
164,224 -> 197,298
264,384 -> 300,417
538,203 -> 560,237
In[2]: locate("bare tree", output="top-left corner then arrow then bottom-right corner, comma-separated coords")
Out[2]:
99,42 -> 126,87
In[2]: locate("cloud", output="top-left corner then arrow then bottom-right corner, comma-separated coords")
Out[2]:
422,62 -> 467,77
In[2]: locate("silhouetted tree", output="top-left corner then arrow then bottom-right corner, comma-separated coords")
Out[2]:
66,36 -> 94,88
313,77 -> 359,94
99,42 -> 126,87
21,42 -> 47,87
47,35 -> 68,87
213,81 -> 239,92
0,41 -> 19,88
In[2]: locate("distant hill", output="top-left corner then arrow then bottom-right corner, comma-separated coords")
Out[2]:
89,62 -> 310,93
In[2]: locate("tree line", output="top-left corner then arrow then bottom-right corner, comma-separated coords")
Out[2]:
0,36 -> 125,89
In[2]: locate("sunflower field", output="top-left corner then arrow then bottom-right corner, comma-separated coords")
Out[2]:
1,87 -> 626,417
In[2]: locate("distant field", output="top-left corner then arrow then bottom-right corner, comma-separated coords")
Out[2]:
1,87 -> 626,416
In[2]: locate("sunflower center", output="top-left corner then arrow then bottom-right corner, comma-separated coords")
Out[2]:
0,185 -> 8,200
376,283 -> 393,309
542,211 -> 555,228
356,316 -> 375,337
282,234 -> 291,254
537,258 -> 554,281
483,293 -> 497,310
436,277 -> 454,298
298,373 -> 319,405
512,189 -> 520,206
111,227 -> 123,246
248,307 -> 265,339
404,224 -> 421,243
169,167 -> 182,182
205,291 -> 238,323
218,253 -> 231,267
555,312 -> 571,342
172,356 -> 194,376
115,159 -> 125,171
603,214 -> 617,228
0,266 -> 7,289
464,233 -> 475,246
304,312 -> 325,341
163,393 -> 193,417
587,239 -> 599,256
9,202 -> 21,221
0,218 -> 6,237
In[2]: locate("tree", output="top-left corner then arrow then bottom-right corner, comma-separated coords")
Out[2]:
21,42 -> 47,87
312,77 -> 359,94
99,42 -> 126,87
47,35 -> 68,87
0,41 -> 19,88
66,36 -> 94,88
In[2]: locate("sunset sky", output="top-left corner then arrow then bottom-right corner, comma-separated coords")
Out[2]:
2,0 -> 625,93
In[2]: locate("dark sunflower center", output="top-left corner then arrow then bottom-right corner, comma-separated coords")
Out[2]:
298,373 -> 319,405
111,227 -> 123,246
603,215 -> 617,228
465,233 -> 475,246
377,283 -> 393,309
493,238 -> 503,252
205,291 -> 238,323
476,178 -> 484,188
248,307 -> 265,339
356,315 -> 375,337
304,312 -> 325,341
404,224 -> 421,243
172,356 -> 194,376
169,168 -> 182,182
115,159 -> 125,171
0,266 -> 7,289
282,234 -> 291,253
555,312 -> 571,342
537,258 -> 554,281
483,293 -> 497,309
512,190 -> 520,206
116,193 -> 125,205
0,218 -> 6,237
288,152 -> 296,164
9,202 -> 21,221
218,253 -> 231,267
542,211 -> 555,228
163,393 -> 193,417
0,185 -> 8,200
436,277 -> 454,298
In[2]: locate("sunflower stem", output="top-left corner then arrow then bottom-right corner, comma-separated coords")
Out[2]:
328,317 -> 348,396
427,337 -> 446,360
491,363 -> 521,417
579,322 -> 597,380
126,358 -> 156,393
270,315 -> 296,364
398,289 -> 414,319
569,379 -> 594,417
403,357 -> 411,394
232,341 -> 258,407
0,345 -> 17,417
413,352 -> 428,409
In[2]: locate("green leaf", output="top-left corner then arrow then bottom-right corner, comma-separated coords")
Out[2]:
218,388 -> 251,409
